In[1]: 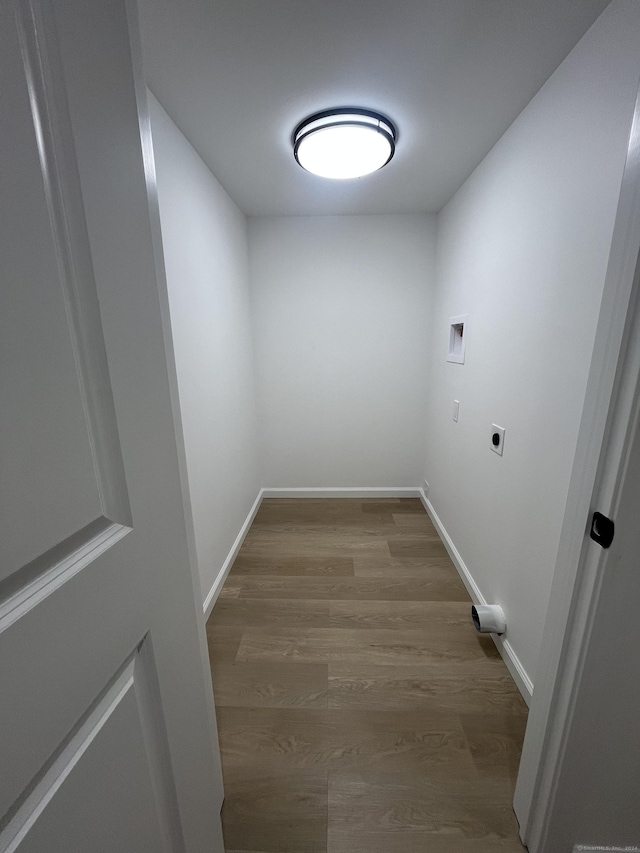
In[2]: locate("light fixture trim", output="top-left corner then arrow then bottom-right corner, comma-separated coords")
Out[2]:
293,107 -> 397,179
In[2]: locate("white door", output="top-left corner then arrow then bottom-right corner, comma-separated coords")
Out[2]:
0,0 -> 225,850
514,77 -> 640,851
540,362 -> 640,849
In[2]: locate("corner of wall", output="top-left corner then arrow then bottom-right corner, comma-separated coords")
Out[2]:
203,488 -> 264,620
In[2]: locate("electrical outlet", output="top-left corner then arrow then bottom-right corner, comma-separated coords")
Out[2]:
453,400 -> 460,422
423,480 -> 430,497
490,424 -> 505,456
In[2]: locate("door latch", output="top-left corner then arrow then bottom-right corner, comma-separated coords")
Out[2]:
590,511 -> 615,549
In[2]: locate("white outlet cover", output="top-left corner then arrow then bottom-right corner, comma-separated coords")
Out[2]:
490,424 -> 505,456
453,400 -> 460,422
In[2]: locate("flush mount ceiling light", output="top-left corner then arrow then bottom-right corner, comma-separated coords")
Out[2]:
293,108 -> 396,180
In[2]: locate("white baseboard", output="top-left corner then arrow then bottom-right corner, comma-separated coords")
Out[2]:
261,487 -> 422,499
419,488 -> 534,705
202,489 -> 264,621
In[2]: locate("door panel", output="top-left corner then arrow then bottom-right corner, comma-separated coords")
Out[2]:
1,3 -> 105,576
0,0 -> 224,849
3,639 -> 180,853
0,0 -> 130,584
0,546 -> 145,822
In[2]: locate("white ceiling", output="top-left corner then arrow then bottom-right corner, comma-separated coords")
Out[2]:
138,0 -> 611,217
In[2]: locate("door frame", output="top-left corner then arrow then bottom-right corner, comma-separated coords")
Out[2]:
514,76 -> 640,848
124,0 -> 223,767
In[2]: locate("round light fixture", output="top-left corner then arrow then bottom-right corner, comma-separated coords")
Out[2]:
293,108 -> 396,180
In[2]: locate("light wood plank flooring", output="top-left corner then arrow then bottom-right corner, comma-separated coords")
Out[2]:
207,498 -> 528,853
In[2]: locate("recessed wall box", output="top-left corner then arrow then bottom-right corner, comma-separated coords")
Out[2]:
447,315 -> 467,364
490,424 -> 505,456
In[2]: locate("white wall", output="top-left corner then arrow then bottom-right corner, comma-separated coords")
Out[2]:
424,0 -> 640,690
249,215 -> 435,488
149,94 -> 260,603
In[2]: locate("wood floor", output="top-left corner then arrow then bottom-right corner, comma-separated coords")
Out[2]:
207,498 -> 528,853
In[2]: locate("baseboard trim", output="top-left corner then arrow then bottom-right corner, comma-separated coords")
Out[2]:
419,488 -> 534,705
202,489 -> 264,621
261,487 -> 422,499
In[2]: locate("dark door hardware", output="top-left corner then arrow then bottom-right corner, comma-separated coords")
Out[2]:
590,511 -> 615,549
